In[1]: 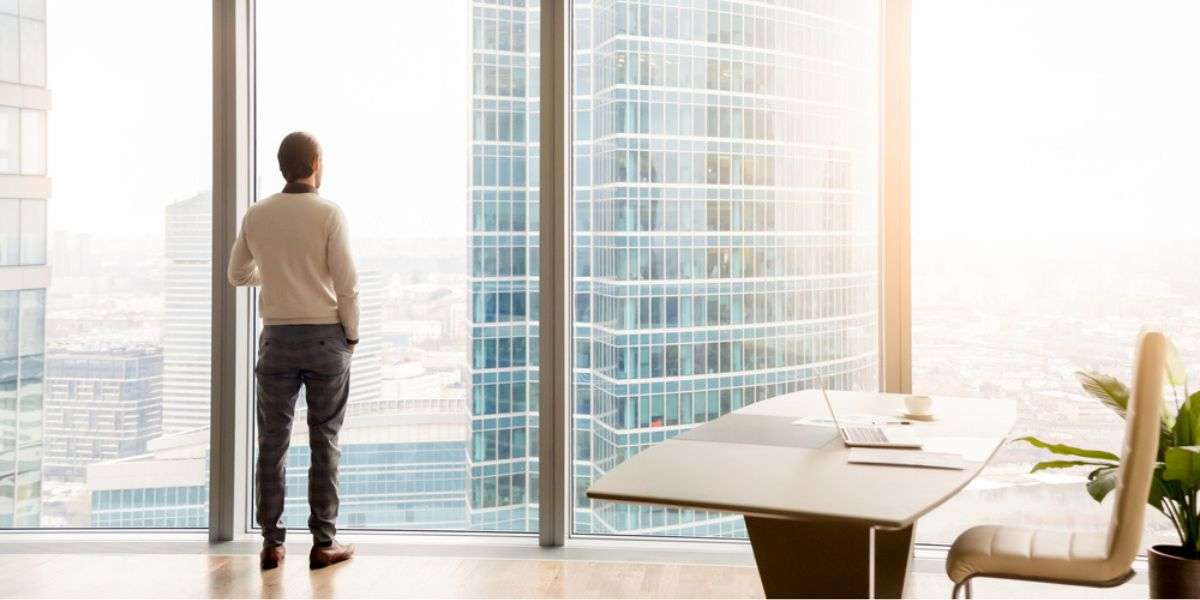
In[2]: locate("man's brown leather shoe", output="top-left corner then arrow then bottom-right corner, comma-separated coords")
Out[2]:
260,545 -> 285,570
309,540 -> 355,570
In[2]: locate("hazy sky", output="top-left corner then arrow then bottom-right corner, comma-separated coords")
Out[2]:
47,0 -> 211,236
47,0 -> 471,238
254,0 -> 471,238
912,0 -> 1200,241
44,0 -> 1200,242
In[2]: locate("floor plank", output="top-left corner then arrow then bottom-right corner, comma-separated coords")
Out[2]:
0,552 -> 1149,599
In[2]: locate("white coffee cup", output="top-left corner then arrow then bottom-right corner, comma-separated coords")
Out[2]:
904,395 -> 933,416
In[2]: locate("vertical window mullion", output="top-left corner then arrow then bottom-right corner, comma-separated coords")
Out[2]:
209,0 -> 253,542
879,0 -> 912,395
538,0 -> 571,547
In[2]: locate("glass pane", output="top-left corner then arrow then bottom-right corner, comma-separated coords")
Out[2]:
17,16 -> 42,86
18,108 -> 43,175
0,15 -> 17,82
0,1 -> 211,528
0,291 -> 16,526
911,0 -> 1199,547
19,0 -> 44,21
0,198 -> 16,265
6,288 -> 43,525
18,198 -> 44,265
571,0 -> 882,537
253,0 -> 537,533
0,105 -> 17,173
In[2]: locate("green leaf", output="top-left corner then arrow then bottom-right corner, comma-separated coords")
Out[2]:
1031,460 -> 1117,473
1150,466 -> 1169,512
1086,466 -> 1120,503
1163,446 -> 1200,489
1173,395 -> 1200,448
1165,339 -> 1187,389
1075,370 -> 1177,445
1016,436 -> 1120,461
1189,390 -> 1200,430
1076,371 -> 1131,419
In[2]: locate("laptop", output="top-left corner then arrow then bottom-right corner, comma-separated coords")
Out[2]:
820,388 -> 922,449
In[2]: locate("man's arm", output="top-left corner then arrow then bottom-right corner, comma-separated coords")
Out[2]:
227,213 -> 261,287
327,206 -> 360,342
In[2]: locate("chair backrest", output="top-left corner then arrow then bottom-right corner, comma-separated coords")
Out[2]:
1106,330 -> 1166,563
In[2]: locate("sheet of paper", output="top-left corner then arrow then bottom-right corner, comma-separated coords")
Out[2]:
846,448 -> 967,470
919,436 -> 995,462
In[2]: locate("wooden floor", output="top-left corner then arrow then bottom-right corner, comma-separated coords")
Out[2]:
0,551 -> 1149,599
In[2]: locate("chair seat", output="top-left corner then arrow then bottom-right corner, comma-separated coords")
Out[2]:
946,525 -> 1129,585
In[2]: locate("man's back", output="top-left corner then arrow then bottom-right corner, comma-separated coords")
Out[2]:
236,132 -> 358,570
227,188 -> 359,340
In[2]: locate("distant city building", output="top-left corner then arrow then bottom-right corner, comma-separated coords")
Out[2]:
0,0 -> 49,527
468,0 -> 880,535
382,361 -> 465,415
383,320 -> 444,345
87,428 -> 209,528
88,411 -> 468,530
42,348 -> 163,482
162,192 -> 213,433
346,270 -> 385,411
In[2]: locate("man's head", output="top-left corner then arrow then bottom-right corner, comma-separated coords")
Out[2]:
277,131 -> 322,188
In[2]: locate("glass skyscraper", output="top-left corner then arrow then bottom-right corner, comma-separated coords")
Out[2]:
470,0 -> 879,535
0,0 -> 48,528
468,0 -> 541,533
163,192 -> 213,434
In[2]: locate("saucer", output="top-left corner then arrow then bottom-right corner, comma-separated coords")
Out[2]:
898,409 -> 937,422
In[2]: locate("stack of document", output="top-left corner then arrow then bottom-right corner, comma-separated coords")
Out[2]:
846,448 -> 967,470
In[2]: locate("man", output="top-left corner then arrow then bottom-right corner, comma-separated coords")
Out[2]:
227,131 -> 358,570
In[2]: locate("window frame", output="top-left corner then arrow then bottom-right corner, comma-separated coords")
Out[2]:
206,0 -> 913,548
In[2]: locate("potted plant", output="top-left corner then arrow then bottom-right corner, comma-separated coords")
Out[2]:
1020,344 -> 1200,598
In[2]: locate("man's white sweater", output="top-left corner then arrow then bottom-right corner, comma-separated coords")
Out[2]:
226,189 -> 360,340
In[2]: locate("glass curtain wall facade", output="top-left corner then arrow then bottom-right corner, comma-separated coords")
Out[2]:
469,0 -> 541,532
0,0 -> 48,528
467,0 -> 881,536
574,0 -> 880,537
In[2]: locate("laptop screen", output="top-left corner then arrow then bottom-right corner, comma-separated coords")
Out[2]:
819,387 -> 843,430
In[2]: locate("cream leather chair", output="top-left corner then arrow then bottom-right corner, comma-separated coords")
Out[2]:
945,330 -> 1165,599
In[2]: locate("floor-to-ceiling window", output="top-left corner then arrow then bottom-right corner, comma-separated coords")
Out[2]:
911,0 -> 1199,546
571,0 -> 882,538
252,0 -> 539,533
0,0 -> 212,528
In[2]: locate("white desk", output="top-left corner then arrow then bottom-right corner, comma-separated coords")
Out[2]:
586,390 -> 1017,599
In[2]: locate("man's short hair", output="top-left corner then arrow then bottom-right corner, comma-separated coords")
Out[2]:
277,132 -> 321,183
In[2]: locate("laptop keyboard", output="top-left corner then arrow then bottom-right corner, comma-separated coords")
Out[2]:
844,426 -> 888,444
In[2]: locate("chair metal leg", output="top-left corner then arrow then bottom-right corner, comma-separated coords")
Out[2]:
951,579 -> 973,599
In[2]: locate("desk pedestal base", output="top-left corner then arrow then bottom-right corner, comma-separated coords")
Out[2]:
744,516 -> 914,599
